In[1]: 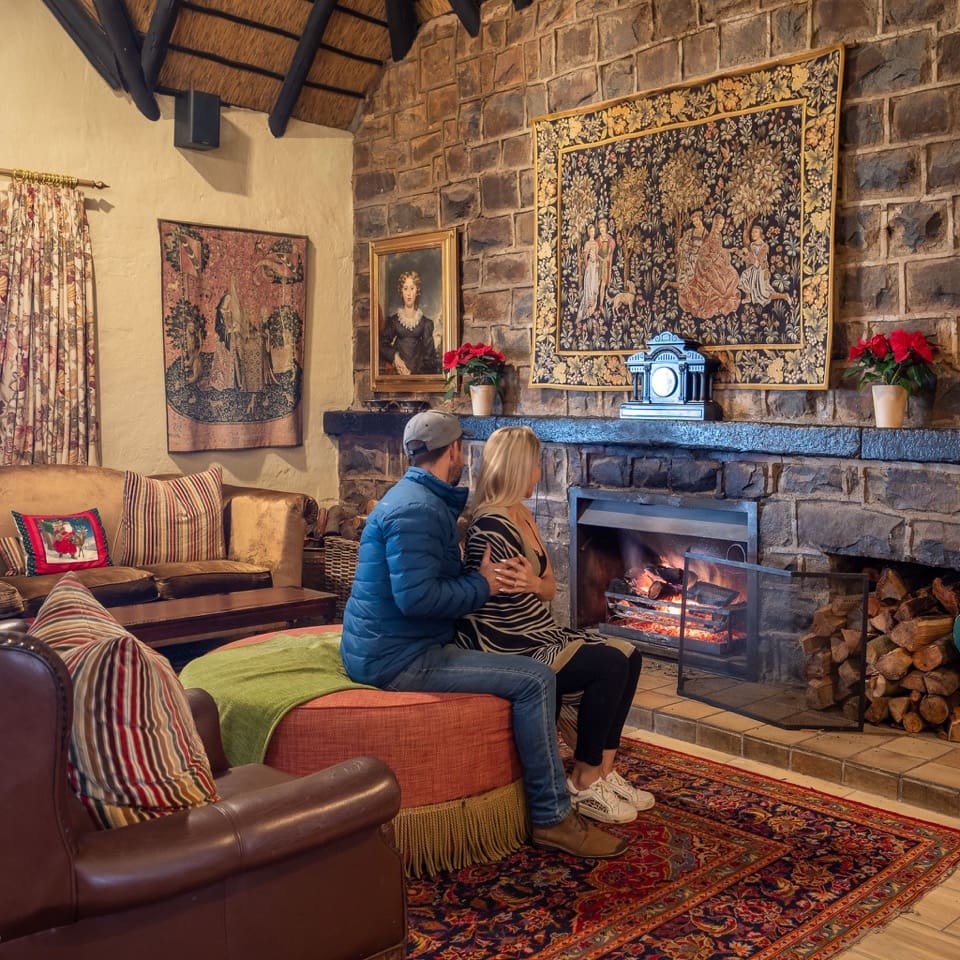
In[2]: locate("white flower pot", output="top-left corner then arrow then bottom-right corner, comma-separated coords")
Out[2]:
872,384 -> 908,428
469,384 -> 496,416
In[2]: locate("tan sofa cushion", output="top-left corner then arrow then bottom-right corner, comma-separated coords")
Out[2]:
140,560 -> 272,600
8,567 -> 158,616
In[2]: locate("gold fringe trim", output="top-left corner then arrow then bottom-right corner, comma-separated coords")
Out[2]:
393,779 -> 528,878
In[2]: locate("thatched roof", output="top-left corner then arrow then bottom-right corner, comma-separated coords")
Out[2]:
43,0 -> 533,134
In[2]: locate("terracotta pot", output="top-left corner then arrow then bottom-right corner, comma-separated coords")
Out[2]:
469,383 -> 496,416
872,384 -> 908,428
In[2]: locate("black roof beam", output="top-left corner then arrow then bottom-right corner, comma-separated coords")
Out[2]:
142,0 -> 182,91
269,0 -> 337,137
42,0 -> 121,89
92,0 -> 160,119
385,0 -> 417,61
449,0 -> 481,37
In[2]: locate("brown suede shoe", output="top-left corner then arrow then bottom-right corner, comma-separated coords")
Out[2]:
531,810 -> 628,859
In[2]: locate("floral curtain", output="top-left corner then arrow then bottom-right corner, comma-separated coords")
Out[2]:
0,179 -> 99,464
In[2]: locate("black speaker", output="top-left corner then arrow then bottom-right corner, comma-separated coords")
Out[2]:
175,90 -> 220,151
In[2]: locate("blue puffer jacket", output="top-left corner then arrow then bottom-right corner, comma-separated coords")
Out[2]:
340,467 -> 490,685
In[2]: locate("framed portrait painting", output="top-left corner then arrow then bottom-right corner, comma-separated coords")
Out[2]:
370,228 -> 458,393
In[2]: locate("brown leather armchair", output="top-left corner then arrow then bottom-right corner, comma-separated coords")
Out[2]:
0,631 -> 407,960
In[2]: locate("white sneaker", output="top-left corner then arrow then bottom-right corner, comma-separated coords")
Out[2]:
567,776 -> 638,824
604,770 -> 656,811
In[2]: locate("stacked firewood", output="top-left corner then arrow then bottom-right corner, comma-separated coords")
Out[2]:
805,568 -> 960,739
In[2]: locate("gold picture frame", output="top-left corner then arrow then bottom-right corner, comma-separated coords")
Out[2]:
370,228 -> 458,393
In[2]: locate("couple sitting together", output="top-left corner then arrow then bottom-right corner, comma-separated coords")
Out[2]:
341,411 -> 651,860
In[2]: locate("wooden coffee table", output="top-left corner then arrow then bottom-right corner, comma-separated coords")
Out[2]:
110,586 -> 337,648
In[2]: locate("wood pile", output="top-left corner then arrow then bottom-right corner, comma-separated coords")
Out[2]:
804,569 -> 960,739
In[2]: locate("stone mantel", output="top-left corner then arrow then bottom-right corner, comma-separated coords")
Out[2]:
323,411 -> 960,464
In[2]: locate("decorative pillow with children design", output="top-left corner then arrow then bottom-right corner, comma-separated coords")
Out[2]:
12,508 -> 113,576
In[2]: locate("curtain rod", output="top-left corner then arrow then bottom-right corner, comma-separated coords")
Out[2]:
0,167 -> 109,190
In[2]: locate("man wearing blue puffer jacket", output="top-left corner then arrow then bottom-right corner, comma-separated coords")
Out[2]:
341,410 -> 625,859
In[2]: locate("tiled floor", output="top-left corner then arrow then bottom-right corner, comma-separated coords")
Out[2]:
623,722 -> 960,960
627,658 -> 960,819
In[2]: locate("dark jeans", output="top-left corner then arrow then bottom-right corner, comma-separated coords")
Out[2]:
555,645 -> 642,767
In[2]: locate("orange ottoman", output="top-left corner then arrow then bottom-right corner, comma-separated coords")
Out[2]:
217,626 -> 527,877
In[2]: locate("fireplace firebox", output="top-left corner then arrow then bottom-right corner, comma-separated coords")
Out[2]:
569,488 -> 867,730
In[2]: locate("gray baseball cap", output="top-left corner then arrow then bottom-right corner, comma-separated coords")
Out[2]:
402,410 -> 469,456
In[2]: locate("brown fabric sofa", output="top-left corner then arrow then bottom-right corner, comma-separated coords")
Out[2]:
0,464 -> 318,616
0,631 -> 407,960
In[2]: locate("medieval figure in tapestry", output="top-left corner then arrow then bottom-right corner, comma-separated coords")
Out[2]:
159,221 -> 307,452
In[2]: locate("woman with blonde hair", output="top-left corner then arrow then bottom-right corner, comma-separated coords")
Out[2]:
456,426 -> 653,824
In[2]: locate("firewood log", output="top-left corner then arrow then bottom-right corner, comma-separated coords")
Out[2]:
831,635 -> 851,664
932,577 -> 960,617
889,615 -> 954,653
804,649 -> 834,679
799,632 -> 830,655
830,594 -> 862,616
919,691 -> 960,726
866,634 -> 896,666
875,646 -> 914,681
866,674 -> 903,700
912,635 -> 959,672
895,594 -> 939,622
864,696 -> 891,724
876,568 -> 910,601
946,705 -> 960,742
902,710 -> 927,734
867,594 -> 883,617
840,628 -> 863,653
900,669 -> 928,693
888,696 -> 916,724
805,676 -> 836,710
810,606 -> 847,638
924,666 -> 960,697
838,658 -> 861,687
841,695 -> 862,722
869,607 -> 897,635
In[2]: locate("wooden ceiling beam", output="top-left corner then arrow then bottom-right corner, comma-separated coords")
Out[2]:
385,0 -> 418,62
142,0 -> 182,91
42,0 -> 121,90
269,0 -> 337,138
449,0 -> 481,37
92,0 -> 160,120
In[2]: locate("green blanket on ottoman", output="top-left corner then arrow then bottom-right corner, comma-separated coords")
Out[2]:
179,630 -> 372,766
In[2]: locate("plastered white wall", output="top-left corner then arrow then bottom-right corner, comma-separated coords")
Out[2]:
3,4 -> 354,501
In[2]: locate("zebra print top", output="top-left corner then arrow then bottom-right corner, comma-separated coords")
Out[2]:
453,510 -> 588,669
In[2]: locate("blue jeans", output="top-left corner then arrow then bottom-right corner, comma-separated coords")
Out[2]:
385,644 -> 571,828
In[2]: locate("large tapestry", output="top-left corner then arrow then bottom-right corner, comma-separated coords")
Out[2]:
531,45 -> 844,391
159,220 -> 306,451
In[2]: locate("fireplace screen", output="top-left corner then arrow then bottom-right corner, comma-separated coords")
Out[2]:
678,555 -> 868,730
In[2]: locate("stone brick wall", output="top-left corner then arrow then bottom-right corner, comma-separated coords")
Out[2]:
352,0 -> 960,425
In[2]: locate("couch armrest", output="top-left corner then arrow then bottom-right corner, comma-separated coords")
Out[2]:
184,687 -> 231,775
222,485 -> 319,587
74,756 -> 400,918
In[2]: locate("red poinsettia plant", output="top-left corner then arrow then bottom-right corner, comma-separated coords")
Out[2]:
844,329 -> 938,395
443,342 -> 506,399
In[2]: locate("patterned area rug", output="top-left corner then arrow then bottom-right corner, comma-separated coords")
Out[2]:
407,738 -> 960,959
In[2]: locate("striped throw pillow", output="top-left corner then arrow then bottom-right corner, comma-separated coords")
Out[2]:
27,567 -> 122,652
0,535 -> 26,576
118,465 -> 225,566
29,573 -> 219,828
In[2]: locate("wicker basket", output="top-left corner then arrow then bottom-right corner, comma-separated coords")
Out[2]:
322,535 -> 360,620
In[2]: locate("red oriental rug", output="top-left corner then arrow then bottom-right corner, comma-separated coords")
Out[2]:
406,738 -> 960,959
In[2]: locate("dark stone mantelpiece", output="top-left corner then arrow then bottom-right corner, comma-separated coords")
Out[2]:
323,411 -> 960,464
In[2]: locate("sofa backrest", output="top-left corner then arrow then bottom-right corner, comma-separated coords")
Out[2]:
0,465 -> 127,552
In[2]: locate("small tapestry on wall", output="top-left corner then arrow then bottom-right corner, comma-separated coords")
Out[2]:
530,45 -> 844,391
158,220 -> 306,451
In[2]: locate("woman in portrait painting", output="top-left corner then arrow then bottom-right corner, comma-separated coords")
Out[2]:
208,281 -> 243,392
678,212 -> 741,319
379,270 -> 439,375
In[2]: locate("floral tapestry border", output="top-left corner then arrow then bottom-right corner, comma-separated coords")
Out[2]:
530,45 -> 844,391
